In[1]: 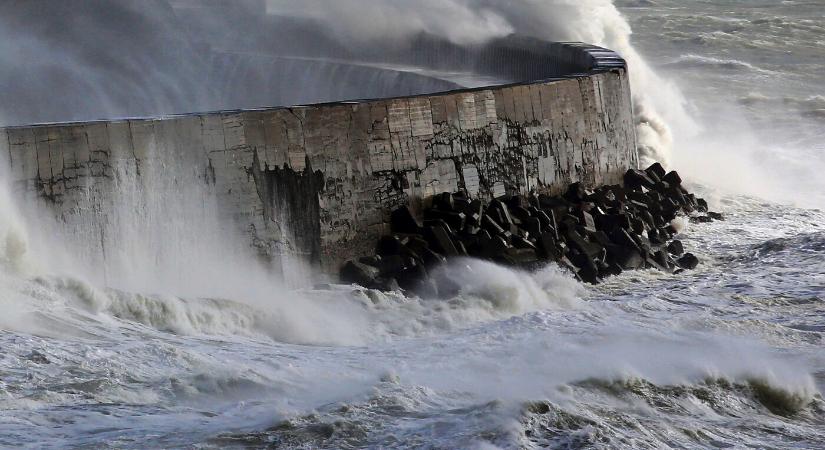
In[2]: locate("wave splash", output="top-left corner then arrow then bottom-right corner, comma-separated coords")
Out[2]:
268,0 -> 686,168
1,260 -> 586,347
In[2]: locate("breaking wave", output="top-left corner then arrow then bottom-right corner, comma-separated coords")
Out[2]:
750,231 -> 825,258
740,93 -> 825,119
1,259 -> 586,347
2,1 -> 825,448
665,54 -> 772,73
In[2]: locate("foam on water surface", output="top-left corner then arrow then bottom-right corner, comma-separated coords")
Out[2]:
2,0 -> 825,448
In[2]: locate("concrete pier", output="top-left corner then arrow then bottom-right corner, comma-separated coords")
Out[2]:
1,42 -> 637,277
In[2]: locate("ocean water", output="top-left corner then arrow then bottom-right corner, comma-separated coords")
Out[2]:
2,1 -> 825,449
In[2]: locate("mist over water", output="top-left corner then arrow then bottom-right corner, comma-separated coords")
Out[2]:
1,0 -> 825,448
619,0 -> 825,208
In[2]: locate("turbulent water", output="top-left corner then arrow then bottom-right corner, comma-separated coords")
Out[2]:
2,1 -> 825,449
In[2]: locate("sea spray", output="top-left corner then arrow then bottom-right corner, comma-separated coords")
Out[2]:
0,1 -> 823,448
0,166 -> 31,273
267,0 -> 686,167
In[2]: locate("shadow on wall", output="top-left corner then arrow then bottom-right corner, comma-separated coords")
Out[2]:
253,155 -> 325,272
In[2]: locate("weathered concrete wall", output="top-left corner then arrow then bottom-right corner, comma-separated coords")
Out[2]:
1,43 -> 637,277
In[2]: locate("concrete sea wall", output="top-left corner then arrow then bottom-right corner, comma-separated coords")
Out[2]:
0,43 -> 637,278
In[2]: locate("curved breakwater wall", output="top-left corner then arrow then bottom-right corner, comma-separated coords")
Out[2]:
0,42 -> 637,279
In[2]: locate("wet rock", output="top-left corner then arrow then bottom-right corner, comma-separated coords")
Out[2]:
564,182 -> 590,203
624,169 -> 656,190
558,214 -> 580,234
423,218 -> 454,235
340,260 -> 381,288
649,183 -> 665,194
376,235 -> 404,257
607,245 -> 645,270
661,199 -> 680,220
590,188 -> 617,208
596,213 -> 630,233
509,206 -> 532,223
483,234 -> 510,259
466,229 -> 491,256
433,192 -> 455,212
523,217 -> 542,238
347,161 -> 714,290
537,232 -> 563,261
653,250 -> 673,272
512,235 -> 536,250
645,162 -> 666,180
601,261 -> 624,277
404,236 -> 429,253
375,277 -> 400,292
455,240 -> 469,256
391,206 -> 422,234
488,199 -> 514,227
667,240 -> 684,256
639,210 -> 657,230
590,230 -> 613,248
686,193 -> 698,208
481,213 -> 506,236
576,209 -> 597,233
648,228 -> 667,246
424,225 -> 459,257
632,232 -> 653,255
653,214 -> 667,228
566,230 -> 603,260
534,210 -> 555,232
379,254 -> 407,277
690,215 -> 713,224
439,211 -> 466,231
677,253 -> 699,270
396,264 -> 432,297
569,253 -> 600,284
628,190 -> 652,206
506,248 -> 540,268
662,170 -> 683,186
453,196 -> 470,215
609,228 -> 641,251
628,217 -> 646,236
645,251 -> 670,272
420,247 -> 447,268
358,255 -> 381,267
664,187 -> 687,206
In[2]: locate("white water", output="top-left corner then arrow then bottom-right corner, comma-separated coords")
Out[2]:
2,183 -> 824,447
267,0 -> 686,168
2,0 -> 825,448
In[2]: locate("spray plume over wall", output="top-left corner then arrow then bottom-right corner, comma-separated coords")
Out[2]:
0,0 -> 677,167
267,0 -> 687,166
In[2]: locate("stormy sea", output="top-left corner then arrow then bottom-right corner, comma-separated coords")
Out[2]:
1,0 -> 824,448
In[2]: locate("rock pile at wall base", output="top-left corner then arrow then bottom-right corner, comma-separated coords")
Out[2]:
340,163 -> 723,297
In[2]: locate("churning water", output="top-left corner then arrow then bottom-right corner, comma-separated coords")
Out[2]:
1,1 -> 825,448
